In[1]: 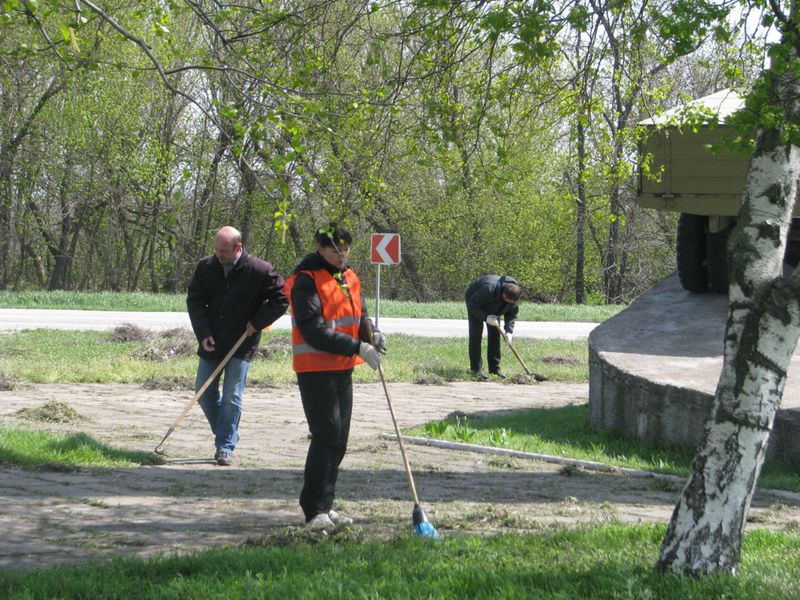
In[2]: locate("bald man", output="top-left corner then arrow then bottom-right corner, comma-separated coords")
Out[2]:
187,226 -> 288,465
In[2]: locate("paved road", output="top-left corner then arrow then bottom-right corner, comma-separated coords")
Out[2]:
0,309 -> 596,339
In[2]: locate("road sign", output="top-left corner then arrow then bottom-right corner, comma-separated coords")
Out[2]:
370,233 -> 401,264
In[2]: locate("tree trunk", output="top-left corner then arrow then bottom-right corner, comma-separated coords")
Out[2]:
0,152 -> 13,289
602,178 -> 625,303
237,159 -> 258,245
22,241 -> 47,287
657,65 -> 800,576
575,114 -> 587,304
48,155 -> 75,290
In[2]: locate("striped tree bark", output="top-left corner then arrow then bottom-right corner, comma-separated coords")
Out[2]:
657,41 -> 800,575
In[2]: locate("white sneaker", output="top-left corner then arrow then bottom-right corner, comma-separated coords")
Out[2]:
328,510 -> 353,526
306,513 -> 335,530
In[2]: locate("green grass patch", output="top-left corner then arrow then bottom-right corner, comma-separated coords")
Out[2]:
407,404 -> 800,492
0,329 -> 589,385
0,426 -> 163,469
0,329 -> 199,384
0,290 -> 187,312
0,525 -> 798,598
372,298 -> 622,322
0,290 -> 621,322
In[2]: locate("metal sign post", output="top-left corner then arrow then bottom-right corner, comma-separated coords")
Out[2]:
376,263 -> 382,328
370,233 -> 401,328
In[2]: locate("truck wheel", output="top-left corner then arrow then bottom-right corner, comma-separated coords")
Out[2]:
786,219 -> 800,267
677,213 -> 709,293
707,229 -> 730,294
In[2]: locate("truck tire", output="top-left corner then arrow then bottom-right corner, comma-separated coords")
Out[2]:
786,219 -> 800,267
677,213 -> 709,293
707,229 -> 730,294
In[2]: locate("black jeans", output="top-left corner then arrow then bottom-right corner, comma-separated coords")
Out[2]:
468,313 -> 501,372
297,370 -> 353,521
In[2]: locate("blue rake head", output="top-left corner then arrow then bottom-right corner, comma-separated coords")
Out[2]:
412,504 -> 441,540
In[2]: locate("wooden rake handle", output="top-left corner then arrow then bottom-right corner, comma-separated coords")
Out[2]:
367,322 -> 421,506
154,329 -> 249,453
491,322 -> 532,376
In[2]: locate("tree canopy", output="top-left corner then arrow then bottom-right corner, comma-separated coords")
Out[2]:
0,0 -> 763,303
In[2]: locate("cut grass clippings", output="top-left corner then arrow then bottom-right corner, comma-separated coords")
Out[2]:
14,400 -> 85,423
0,426 -> 164,469
407,403 -> 800,493
0,329 -> 588,385
0,372 -> 16,390
0,525 -> 798,599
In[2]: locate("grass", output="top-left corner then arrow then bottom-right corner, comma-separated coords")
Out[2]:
0,525 -> 798,598
0,329 -> 589,385
0,426 -> 162,469
374,298 -> 622,322
407,404 -> 800,492
0,290 -> 186,312
0,290 -> 622,322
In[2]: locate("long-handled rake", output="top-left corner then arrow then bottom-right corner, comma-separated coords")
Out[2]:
368,325 -> 440,539
154,330 -> 249,455
486,316 -> 548,382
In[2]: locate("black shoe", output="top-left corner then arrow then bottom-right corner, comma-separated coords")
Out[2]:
215,449 -> 233,466
489,369 -> 506,379
471,369 -> 489,381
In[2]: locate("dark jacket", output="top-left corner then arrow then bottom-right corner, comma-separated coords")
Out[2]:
289,252 -> 372,359
187,249 -> 288,361
465,274 -> 520,333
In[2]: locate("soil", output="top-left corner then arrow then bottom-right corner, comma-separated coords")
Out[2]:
2,380 -> 799,570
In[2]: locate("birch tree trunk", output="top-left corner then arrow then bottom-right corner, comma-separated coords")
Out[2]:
657,44 -> 800,575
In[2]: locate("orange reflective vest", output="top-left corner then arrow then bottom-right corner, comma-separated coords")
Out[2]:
284,268 -> 365,373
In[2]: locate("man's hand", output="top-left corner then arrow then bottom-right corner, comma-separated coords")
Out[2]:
372,329 -> 388,355
358,342 -> 380,370
506,332 -> 513,344
201,336 -> 216,352
246,322 -> 257,336
486,315 -> 500,327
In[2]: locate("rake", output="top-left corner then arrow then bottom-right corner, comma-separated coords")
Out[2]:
486,315 -> 548,382
368,323 -> 440,539
154,330 -> 248,454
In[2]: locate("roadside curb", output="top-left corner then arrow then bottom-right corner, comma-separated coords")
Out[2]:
383,434 -> 800,504
382,433 -> 683,479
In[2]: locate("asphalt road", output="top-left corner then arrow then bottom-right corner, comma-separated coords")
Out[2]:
0,309 -> 596,339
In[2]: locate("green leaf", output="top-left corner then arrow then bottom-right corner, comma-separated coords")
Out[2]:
59,22 -> 71,43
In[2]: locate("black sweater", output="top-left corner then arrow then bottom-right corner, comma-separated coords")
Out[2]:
187,249 -> 288,361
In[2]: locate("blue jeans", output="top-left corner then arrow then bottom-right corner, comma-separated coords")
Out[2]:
195,356 -> 250,453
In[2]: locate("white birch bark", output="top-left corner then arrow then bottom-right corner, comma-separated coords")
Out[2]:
657,46 -> 800,575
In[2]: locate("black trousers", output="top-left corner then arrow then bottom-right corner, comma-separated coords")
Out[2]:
468,313 -> 501,372
297,370 -> 353,521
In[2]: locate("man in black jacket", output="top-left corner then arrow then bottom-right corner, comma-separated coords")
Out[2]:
465,274 -> 521,380
187,225 -> 288,466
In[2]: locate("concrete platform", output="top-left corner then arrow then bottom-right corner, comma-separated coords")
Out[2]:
588,273 -> 800,465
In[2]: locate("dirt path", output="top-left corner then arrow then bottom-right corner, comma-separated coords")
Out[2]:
2,381 -> 799,570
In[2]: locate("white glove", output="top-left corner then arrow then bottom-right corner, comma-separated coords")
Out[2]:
506,333 -> 513,344
372,329 -> 388,355
486,315 -> 500,327
358,342 -> 380,370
